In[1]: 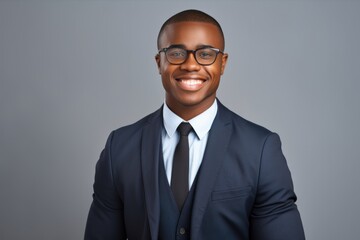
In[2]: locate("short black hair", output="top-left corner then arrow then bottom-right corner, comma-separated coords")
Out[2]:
157,9 -> 225,50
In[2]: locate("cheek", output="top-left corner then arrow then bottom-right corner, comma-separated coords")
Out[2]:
206,65 -> 222,81
161,64 -> 177,79
158,55 -> 169,74
160,67 -> 175,90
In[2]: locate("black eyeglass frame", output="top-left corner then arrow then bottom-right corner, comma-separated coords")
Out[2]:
158,46 -> 224,66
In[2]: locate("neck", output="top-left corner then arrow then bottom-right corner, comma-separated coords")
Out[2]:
165,97 -> 216,121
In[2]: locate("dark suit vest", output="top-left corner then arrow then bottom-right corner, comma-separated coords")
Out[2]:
158,153 -> 198,240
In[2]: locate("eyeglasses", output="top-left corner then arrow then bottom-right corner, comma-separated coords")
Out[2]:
158,46 -> 224,66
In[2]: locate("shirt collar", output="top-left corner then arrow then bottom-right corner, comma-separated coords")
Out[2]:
163,99 -> 218,140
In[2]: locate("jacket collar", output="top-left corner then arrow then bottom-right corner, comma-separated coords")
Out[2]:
140,107 -> 162,240
190,101 -> 232,239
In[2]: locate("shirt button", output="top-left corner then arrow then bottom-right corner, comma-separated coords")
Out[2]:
179,227 -> 186,235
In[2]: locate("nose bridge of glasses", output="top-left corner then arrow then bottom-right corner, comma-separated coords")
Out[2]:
184,49 -> 199,64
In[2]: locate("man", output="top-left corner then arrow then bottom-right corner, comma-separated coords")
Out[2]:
85,9 -> 305,240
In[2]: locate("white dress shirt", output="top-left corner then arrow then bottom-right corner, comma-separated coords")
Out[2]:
162,100 -> 218,189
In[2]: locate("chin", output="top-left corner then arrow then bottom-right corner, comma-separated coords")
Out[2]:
178,95 -> 214,108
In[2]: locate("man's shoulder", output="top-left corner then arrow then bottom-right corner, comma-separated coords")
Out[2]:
111,106 -> 163,139
218,101 -> 273,138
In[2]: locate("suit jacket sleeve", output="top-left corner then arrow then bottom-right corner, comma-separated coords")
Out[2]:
84,131 -> 127,240
250,133 -> 305,240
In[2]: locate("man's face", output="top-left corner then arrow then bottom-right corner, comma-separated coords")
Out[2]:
156,21 -> 228,118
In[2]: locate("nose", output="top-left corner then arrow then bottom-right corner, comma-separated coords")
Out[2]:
180,52 -> 201,71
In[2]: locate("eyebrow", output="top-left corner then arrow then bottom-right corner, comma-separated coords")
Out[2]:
167,44 -> 215,49
167,44 -> 185,48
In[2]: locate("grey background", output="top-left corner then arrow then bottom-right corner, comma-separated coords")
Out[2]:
1,0 -> 359,239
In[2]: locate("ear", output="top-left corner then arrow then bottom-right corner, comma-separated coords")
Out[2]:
155,54 -> 161,74
220,53 -> 228,75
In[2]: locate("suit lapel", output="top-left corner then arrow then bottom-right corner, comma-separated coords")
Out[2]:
191,103 -> 232,239
140,108 -> 163,240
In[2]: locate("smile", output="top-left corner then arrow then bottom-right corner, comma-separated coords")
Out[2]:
176,78 -> 206,91
180,79 -> 203,85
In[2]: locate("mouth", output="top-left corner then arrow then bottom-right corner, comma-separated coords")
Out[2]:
175,76 -> 207,91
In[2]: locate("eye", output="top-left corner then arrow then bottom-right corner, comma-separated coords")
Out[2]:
198,49 -> 215,59
167,48 -> 186,59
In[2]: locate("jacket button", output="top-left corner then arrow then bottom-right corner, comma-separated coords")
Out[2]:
179,227 -> 186,235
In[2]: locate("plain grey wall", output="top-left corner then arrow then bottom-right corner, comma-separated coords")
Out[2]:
1,0 -> 359,239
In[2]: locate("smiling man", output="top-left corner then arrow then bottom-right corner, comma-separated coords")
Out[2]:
156,20 -> 227,121
85,9 -> 305,240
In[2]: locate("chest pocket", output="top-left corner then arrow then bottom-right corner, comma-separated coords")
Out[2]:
211,186 -> 251,202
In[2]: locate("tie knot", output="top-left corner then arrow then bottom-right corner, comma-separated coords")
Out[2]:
177,122 -> 193,136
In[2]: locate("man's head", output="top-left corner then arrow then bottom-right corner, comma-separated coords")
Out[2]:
157,9 -> 225,50
156,10 -> 228,120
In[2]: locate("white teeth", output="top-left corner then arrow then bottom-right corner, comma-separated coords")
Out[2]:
181,79 -> 203,85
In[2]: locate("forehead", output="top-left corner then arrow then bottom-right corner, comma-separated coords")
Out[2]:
159,21 -> 224,50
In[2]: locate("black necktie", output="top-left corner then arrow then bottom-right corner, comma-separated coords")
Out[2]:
171,122 -> 193,210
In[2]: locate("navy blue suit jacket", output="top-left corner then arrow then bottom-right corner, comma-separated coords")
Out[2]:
85,101 -> 305,239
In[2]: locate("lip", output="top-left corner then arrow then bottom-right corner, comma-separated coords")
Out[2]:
174,75 -> 207,91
